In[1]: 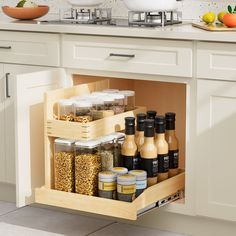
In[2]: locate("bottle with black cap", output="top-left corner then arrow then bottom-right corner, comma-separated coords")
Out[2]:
146,110 -> 157,120
155,116 -> 169,182
122,117 -> 138,170
165,112 -> 179,177
140,119 -> 158,186
135,113 -> 146,169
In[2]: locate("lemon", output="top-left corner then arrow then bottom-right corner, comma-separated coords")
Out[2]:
217,11 -> 227,23
202,12 -> 216,24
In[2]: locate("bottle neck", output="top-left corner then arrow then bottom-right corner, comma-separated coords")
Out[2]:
144,136 -> 155,144
156,133 -> 165,140
166,130 -> 176,136
125,134 -> 135,141
136,130 -> 144,137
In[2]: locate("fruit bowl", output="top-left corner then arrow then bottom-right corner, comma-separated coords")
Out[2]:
2,5 -> 49,20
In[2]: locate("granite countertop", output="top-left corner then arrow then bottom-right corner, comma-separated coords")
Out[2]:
0,18 -> 236,43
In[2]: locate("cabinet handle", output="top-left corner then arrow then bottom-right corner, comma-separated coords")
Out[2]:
109,53 -> 135,58
0,46 -> 11,49
5,73 -> 10,98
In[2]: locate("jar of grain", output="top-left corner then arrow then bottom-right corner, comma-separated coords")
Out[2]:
129,170 -> 147,197
113,132 -> 125,167
110,93 -> 125,114
112,167 -> 128,175
119,90 -> 135,111
58,99 -> 74,121
98,171 -> 117,199
91,98 -> 105,120
54,138 -> 75,192
75,140 -> 101,196
73,101 -> 93,123
117,174 -> 136,202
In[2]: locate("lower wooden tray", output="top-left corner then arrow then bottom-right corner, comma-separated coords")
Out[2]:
35,170 -> 185,220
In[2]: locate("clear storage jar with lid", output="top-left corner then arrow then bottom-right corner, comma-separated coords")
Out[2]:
91,98 -> 105,120
117,174 -> 136,202
73,100 -> 93,123
101,96 -> 115,117
102,89 -> 119,94
113,132 -> 125,167
98,171 -> 117,199
75,140 -> 102,196
129,170 -> 147,197
110,93 -> 125,114
119,90 -> 135,111
54,138 -> 75,192
58,99 -> 74,121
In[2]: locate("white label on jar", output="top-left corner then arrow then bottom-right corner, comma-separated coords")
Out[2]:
136,180 -> 147,190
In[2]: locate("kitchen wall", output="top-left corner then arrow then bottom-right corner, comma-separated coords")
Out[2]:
0,0 -> 235,20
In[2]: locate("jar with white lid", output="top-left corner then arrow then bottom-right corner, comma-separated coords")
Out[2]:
101,96 -> 115,117
117,174 -> 136,202
113,132 -> 125,167
98,171 -> 117,199
91,92 -> 108,97
109,93 -> 125,114
58,99 -> 74,121
129,170 -> 147,197
75,139 -> 102,196
119,90 -> 135,111
54,138 -> 75,192
90,98 -> 105,120
73,100 -> 93,123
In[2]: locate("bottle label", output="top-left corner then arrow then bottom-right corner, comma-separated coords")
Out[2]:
140,158 -> 158,177
123,155 -> 139,170
158,154 -> 169,173
98,182 -> 116,191
117,184 -> 136,194
169,150 -> 179,169
136,180 -> 147,190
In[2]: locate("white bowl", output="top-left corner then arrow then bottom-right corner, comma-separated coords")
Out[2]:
122,0 -> 177,12
67,0 -> 104,7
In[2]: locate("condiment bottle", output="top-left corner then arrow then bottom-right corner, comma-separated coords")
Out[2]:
165,112 -> 179,177
155,116 -> 169,182
140,119 -> 158,186
135,113 -> 146,169
147,110 -> 157,120
122,117 -> 138,170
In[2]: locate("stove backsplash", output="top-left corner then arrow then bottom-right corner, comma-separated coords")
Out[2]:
0,0 -> 235,20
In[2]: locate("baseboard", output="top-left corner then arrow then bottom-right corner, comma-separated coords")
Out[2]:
0,182 -> 16,203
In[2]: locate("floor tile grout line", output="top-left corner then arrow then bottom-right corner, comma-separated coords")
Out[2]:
0,206 -> 27,218
85,221 -> 118,236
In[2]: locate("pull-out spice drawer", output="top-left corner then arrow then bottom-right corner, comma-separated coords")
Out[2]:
0,31 -> 60,66
62,35 -> 193,78
197,42 -> 236,81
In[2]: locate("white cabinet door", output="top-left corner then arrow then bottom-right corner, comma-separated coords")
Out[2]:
0,64 -> 5,182
13,69 -> 67,207
197,79 -> 236,222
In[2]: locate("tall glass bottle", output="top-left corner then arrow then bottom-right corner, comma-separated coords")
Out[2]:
155,116 -> 169,182
165,112 -> 179,177
140,119 -> 158,186
122,117 -> 138,170
135,113 -> 146,169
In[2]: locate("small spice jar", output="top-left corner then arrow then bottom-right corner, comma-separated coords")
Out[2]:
113,132 -> 125,167
117,174 -> 136,202
91,98 -> 105,120
101,96 -> 115,117
129,170 -> 147,197
119,90 -> 135,111
73,101 -> 93,123
58,99 -> 74,121
75,140 -> 102,196
54,138 -> 75,192
98,171 -> 117,199
110,93 -> 125,114
112,167 -> 128,175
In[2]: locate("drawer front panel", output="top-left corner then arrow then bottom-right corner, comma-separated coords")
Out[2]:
0,32 -> 60,66
197,42 -> 236,81
62,35 -> 192,78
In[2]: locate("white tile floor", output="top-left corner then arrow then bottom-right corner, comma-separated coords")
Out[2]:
0,201 -> 186,236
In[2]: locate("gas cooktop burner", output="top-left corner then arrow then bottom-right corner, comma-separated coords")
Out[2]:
59,7 -> 112,24
128,11 -> 182,27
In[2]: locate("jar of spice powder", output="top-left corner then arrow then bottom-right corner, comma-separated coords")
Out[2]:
129,170 -> 147,197
112,167 -> 128,175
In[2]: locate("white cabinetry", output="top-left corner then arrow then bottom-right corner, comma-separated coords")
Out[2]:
196,79 -> 236,222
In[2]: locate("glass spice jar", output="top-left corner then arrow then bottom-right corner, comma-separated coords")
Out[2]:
54,138 -> 75,192
117,174 -> 136,202
57,99 -> 74,121
129,170 -> 147,197
119,90 -> 135,111
91,98 -> 105,120
110,93 -> 125,114
113,132 -> 125,167
73,100 -> 93,123
75,140 -> 102,196
101,96 -> 115,117
98,171 -> 117,200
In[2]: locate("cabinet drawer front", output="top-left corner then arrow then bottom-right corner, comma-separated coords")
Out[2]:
0,32 -> 60,66
197,42 -> 236,81
62,35 -> 192,77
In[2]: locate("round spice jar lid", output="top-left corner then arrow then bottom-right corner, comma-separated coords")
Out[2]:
117,174 -> 136,185
99,171 -> 117,182
129,170 -> 147,181
112,167 -> 128,175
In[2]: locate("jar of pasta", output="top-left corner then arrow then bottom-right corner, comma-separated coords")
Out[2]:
58,99 -> 74,121
73,101 -> 93,123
